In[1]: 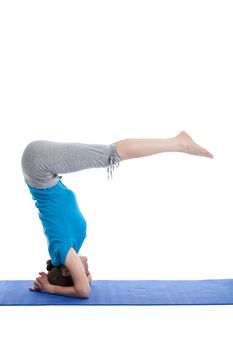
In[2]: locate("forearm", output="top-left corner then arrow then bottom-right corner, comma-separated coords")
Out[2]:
49,284 -> 91,298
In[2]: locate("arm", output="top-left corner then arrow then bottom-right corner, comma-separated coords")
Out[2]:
47,268 -> 92,297
64,247 -> 91,298
49,284 -> 89,298
30,248 -> 91,298
30,272 -> 91,298
79,255 -> 92,285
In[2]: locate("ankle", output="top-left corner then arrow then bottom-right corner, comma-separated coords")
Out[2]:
168,136 -> 184,152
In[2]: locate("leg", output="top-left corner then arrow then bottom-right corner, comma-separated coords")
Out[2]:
21,140 -> 120,188
114,131 -> 213,161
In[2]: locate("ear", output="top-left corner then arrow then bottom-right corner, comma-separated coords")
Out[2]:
61,266 -> 70,277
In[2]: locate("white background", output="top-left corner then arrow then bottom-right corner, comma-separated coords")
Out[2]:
0,0 -> 232,349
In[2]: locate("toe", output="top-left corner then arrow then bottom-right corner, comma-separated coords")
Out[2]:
203,150 -> 213,158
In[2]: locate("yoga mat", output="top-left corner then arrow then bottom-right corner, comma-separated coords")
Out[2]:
1,279 -> 233,306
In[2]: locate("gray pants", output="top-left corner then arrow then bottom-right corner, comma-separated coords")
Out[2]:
21,140 -> 121,189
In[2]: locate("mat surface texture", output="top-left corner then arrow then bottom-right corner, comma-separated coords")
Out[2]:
1,279 -> 233,306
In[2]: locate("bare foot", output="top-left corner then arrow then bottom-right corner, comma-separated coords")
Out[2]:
176,131 -> 214,158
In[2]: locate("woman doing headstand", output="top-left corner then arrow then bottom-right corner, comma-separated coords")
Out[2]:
21,131 -> 213,298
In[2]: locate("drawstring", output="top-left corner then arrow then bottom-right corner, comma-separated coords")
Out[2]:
107,155 -> 120,180
53,152 -> 120,181
54,174 -> 62,179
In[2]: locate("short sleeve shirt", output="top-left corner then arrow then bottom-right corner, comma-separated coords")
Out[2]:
28,180 -> 87,266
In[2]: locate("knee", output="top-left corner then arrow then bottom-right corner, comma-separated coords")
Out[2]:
21,140 -> 43,172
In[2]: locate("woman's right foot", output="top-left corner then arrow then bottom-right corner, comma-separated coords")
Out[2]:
176,131 -> 214,158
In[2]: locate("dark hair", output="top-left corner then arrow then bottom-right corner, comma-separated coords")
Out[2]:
46,260 -> 74,287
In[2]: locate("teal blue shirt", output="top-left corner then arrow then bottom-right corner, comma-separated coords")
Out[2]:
28,180 -> 87,266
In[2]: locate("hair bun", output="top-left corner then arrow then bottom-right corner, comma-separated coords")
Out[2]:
46,259 -> 55,271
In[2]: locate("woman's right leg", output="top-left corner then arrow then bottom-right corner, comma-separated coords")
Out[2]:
21,132 -> 213,189
21,140 -> 120,189
114,131 -> 213,161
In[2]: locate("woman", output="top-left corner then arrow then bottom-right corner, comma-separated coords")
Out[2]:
21,131 -> 213,298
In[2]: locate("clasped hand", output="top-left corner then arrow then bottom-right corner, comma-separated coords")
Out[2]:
29,272 -> 51,293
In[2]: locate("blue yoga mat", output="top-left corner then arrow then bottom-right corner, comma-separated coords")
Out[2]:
0,279 -> 233,306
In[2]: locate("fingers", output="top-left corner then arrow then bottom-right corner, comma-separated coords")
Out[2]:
39,271 -> 48,277
29,287 -> 40,292
29,280 -> 43,292
29,282 -> 41,292
31,276 -> 44,291
36,277 -> 43,287
29,272 -> 49,292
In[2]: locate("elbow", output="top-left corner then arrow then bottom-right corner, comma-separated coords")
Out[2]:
74,286 -> 91,299
82,290 -> 91,299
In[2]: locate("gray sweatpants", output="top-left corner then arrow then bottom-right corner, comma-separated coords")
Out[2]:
21,140 -> 121,189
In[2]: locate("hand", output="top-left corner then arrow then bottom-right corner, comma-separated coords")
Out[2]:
29,272 -> 51,293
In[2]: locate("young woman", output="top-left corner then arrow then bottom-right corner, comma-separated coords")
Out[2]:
21,131 -> 213,298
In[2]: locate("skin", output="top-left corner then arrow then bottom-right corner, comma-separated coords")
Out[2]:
114,131 -> 214,160
30,131 -> 213,295
30,255 -> 91,292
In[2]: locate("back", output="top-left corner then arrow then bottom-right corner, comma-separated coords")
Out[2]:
28,180 -> 87,266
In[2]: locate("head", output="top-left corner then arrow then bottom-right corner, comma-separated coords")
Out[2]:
46,256 -> 89,286
46,260 -> 74,286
